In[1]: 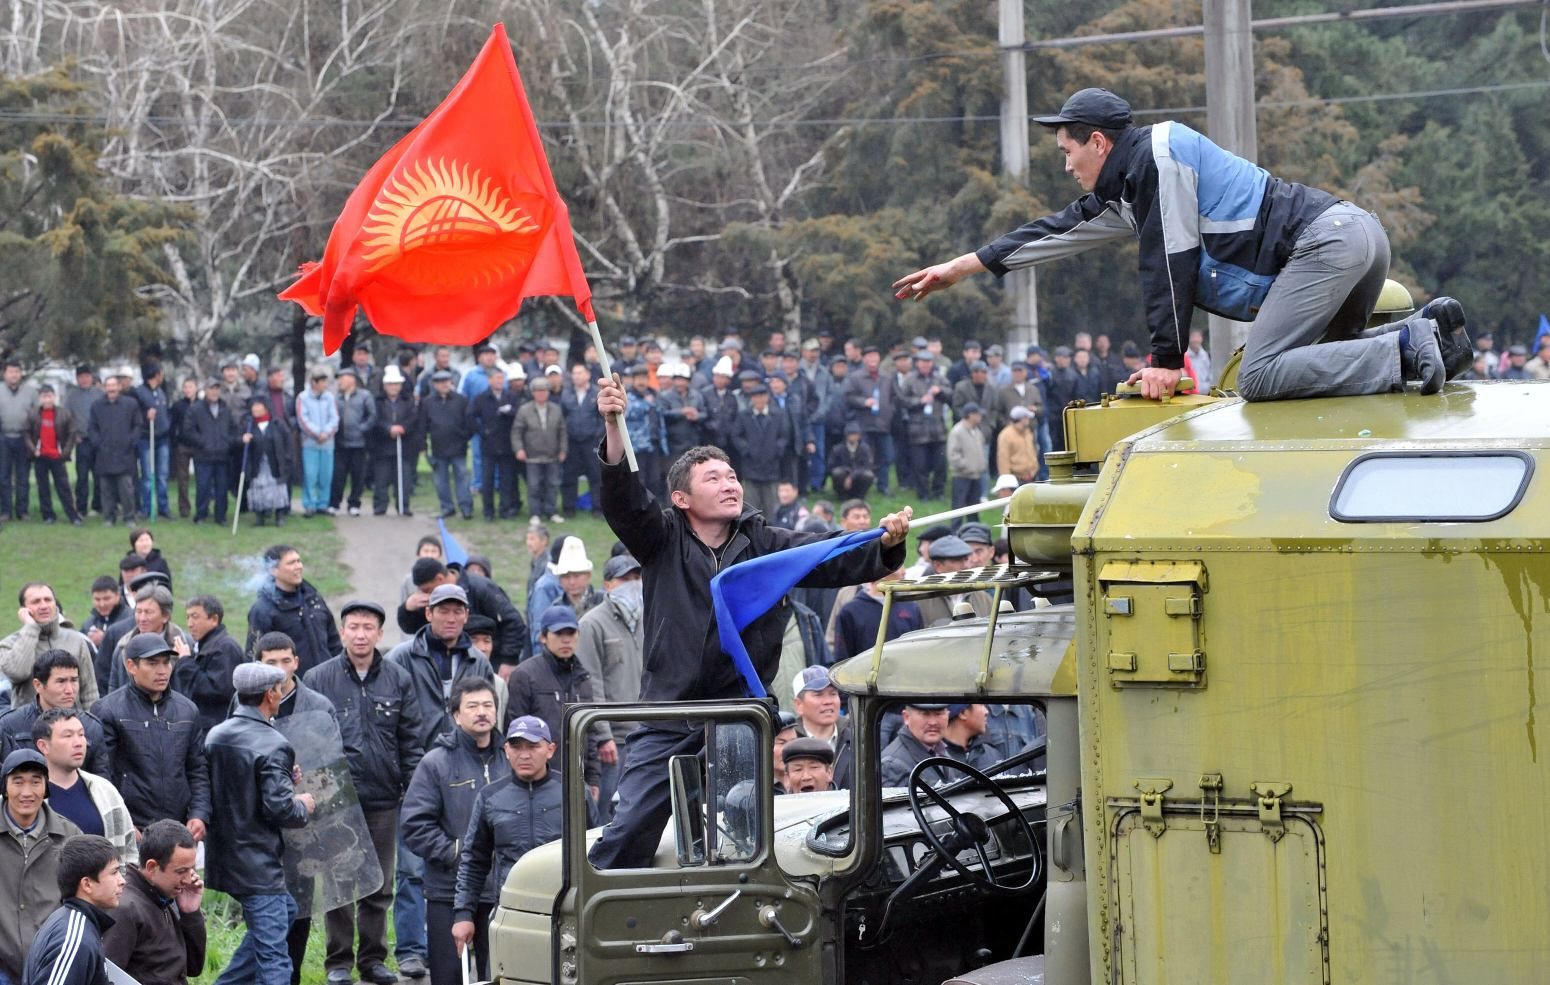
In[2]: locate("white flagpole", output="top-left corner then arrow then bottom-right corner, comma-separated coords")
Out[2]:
587,320 -> 640,472
905,497 -> 1011,530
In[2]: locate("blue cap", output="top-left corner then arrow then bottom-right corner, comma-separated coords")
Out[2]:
947,703 -> 971,720
539,605 -> 580,633
506,715 -> 553,743
792,665 -> 834,695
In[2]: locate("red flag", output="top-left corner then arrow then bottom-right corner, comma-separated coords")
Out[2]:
280,23 -> 593,354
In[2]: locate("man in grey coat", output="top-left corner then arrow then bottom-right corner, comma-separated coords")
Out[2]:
511,378 -> 566,522
572,555 -> 643,818
0,359 -> 39,521
330,370 -> 377,516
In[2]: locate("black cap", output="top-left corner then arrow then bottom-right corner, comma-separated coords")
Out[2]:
747,383 -> 769,396
1033,87 -> 1133,130
128,571 -> 171,593
782,737 -> 835,768
127,632 -> 176,662
465,614 -> 498,636
339,599 -> 386,624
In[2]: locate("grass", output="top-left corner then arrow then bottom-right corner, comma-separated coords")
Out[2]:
3,507 -> 348,646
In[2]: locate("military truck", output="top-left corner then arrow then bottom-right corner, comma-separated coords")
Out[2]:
489,359 -> 1550,983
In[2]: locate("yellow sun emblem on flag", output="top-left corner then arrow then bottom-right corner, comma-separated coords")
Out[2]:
360,158 -> 547,289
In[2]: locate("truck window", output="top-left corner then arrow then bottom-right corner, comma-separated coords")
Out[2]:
1330,451 -> 1532,522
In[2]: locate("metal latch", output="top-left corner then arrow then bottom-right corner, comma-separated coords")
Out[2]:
1104,595 -> 1133,616
1135,778 -> 1173,837
1167,650 -> 1205,673
1108,651 -> 1137,672
1252,781 -> 1292,843
1199,773 -> 1223,854
1164,595 -> 1201,617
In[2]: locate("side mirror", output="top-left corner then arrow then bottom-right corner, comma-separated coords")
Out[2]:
668,754 -> 706,866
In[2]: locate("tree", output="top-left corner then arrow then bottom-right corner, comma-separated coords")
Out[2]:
0,68 -> 185,366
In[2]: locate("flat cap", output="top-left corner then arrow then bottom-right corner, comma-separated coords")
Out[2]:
339,599 -> 386,624
906,702 -> 949,711
929,534 -> 971,560
431,369 -> 454,381
464,613 -> 497,636
960,402 -> 982,416
603,554 -> 641,581
958,523 -> 993,545
128,571 -> 171,593
781,737 -> 835,767
1009,405 -> 1033,421
233,661 -> 286,697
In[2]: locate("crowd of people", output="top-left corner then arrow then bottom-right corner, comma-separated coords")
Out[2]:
0,382 -> 1054,985
0,326 -> 1192,534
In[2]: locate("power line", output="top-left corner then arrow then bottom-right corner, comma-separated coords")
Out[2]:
0,77 -> 1544,131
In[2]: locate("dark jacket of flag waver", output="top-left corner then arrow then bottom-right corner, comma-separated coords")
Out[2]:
599,446 -> 905,704
22,897 -> 113,985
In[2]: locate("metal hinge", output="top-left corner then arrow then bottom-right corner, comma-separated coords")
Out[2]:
1251,781 -> 1293,843
1135,778 -> 1173,837
1199,773 -> 1223,854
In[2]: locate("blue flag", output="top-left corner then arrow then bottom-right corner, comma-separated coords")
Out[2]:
1536,314 -> 1550,351
438,518 -> 470,567
710,527 -> 885,698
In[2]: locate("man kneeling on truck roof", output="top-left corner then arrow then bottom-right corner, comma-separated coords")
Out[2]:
589,375 -> 910,869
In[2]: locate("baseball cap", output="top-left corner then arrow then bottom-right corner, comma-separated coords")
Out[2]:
791,666 -> 834,696
947,703 -> 971,720
427,584 -> 469,608
603,554 -> 641,581
126,633 -> 176,662
781,737 -> 835,768
1033,87 -> 1134,130
233,662 -> 287,697
1,749 -> 47,781
961,402 -> 982,416
506,715 -> 553,743
539,605 -> 580,633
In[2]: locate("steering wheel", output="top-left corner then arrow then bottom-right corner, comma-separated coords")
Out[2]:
906,757 -> 1039,895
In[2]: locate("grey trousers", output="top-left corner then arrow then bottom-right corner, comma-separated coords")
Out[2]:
1236,202 -> 1402,401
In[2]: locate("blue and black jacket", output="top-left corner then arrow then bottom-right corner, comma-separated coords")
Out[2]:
977,122 -> 1337,369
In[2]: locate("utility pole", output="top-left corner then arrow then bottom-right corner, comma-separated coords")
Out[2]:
999,0 -> 1039,358
1203,0 -> 1257,382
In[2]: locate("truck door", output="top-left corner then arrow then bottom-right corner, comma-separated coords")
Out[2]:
556,703 -> 824,985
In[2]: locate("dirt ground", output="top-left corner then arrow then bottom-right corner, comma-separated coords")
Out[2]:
327,510 -> 436,647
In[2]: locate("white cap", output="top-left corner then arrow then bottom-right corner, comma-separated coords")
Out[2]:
545,364 -> 563,376
242,353 -> 262,371
382,365 -> 406,385
712,356 -> 734,377
992,473 -> 1019,494
549,536 -> 593,576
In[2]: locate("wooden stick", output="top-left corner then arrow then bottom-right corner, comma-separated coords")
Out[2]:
587,320 -> 640,473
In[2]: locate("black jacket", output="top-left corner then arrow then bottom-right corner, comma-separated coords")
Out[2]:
100,864 -> 207,985
730,408 -> 791,484
399,728 -> 502,901
246,579 -> 341,677
172,623 -> 244,734
506,651 -> 599,786
385,627 -> 500,751
396,570 -> 526,668
832,590 -> 925,663
453,767 -> 565,921
241,418 -> 294,483
370,390 -> 422,457
203,705 -> 310,895
181,400 -> 238,463
93,615 -> 136,692
304,652 -> 425,811
0,701 -> 111,777
600,449 -> 904,704
420,390 -> 472,459
86,395 -> 143,475
560,383 -> 604,447
469,386 -> 520,454
22,899 -> 113,985
91,684 -> 211,827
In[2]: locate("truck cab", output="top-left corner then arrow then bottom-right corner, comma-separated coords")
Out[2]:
490,375 -> 1550,985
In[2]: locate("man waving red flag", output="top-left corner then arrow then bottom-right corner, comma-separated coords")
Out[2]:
281,24 -> 593,354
